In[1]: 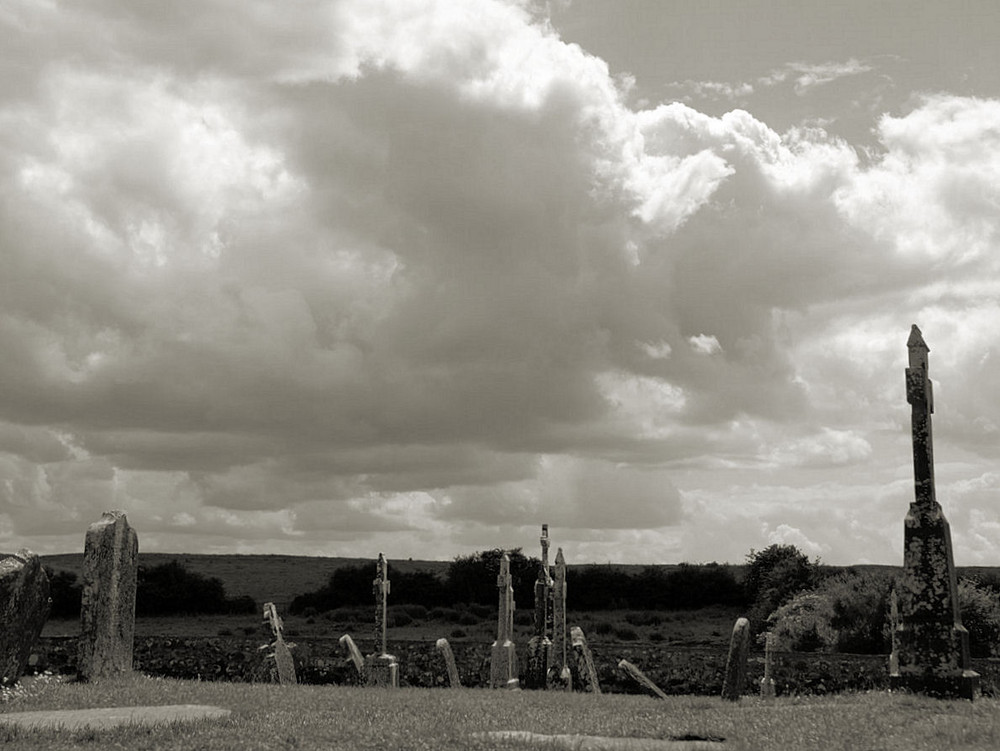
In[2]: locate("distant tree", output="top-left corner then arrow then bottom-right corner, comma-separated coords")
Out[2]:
664,562 -> 745,609
45,568 -> 82,618
446,548 -> 539,606
566,565 -> 634,610
745,544 -> 818,634
290,562 -> 450,614
136,559 -> 250,616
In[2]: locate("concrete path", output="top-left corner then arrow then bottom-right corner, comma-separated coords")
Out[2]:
0,704 -> 231,731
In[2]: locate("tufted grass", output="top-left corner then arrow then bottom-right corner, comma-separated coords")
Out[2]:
2,673 -> 1000,750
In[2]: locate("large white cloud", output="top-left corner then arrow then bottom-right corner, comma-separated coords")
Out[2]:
1,1 -> 999,564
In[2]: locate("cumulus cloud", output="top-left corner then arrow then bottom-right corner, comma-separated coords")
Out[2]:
1,1 -> 999,564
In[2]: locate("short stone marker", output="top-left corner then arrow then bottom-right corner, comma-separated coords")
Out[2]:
759,632 -> 775,698
78,510 -> 139,682
339,633 -> 365,678
435,637 -> 461,687
618,659 -> 668,700
721,617 -> 749,701
0,549 -> 51,686
364,553 -> 398,687
490,552 -> 519,689
0,705 -> 231,731
891,325 -> 979,699
570,626 -> 601,694
261,602 -> 297,685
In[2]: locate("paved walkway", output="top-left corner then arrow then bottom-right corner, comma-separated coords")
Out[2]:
0,704 -> 231,731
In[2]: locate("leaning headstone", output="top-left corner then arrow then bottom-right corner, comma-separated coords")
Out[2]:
759,632 -> 776,698
364,553 -> 398,687
525,525 -> 554,689
490,552 -> 519,689
78,510 -> 138,682
618,659 -> 668,700
261,602 -> 297,685
551,548 -> 570,689
435,638 -> 461,687
721,617 -> 750,701
0,550 -> 51,686
339,633 -> 365,678
570,626 -> 601,694
890,325 -> 979,699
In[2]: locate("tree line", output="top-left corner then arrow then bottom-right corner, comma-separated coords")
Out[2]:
289,548 -> 745,614
47,559 -> 256,618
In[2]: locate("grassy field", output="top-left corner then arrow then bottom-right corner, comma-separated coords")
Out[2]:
2,673 -> 999,750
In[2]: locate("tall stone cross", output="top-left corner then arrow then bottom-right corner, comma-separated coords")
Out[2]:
373,553 -> 391,657
364,553 -> 398,687
890,325 -> 979,699
527,524 -> 554,689
489,552 -> 518,688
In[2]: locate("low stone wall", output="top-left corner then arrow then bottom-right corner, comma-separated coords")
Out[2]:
30,636 -> 1000,697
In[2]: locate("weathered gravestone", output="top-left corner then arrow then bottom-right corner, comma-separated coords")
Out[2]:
890,325 -> 979,700
435,637 -> 461,687
489,552 -> 519,689
618,659 -> 667,700
759,632 -> 775,698
721,617 -> 749,701
570,626 -> 601,693
364,553 -> 398,687
78,510 -> 138,681
551,547 -> 571,689
0,550 -> 51,686
261,602 -> 297,684
525,524 -> 554,689
339,633 -> 365,679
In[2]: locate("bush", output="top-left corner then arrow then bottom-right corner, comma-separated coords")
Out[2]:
446,548 -> 539,606
959,578 -> 1000,657
614,627 -> 640,641
768,592 -> 838,652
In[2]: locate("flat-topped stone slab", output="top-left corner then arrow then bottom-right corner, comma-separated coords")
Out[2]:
473,731 -> 727,750
0,704 -> 231,731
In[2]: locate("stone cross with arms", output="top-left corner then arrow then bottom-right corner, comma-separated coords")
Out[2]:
890,325 -> 978,699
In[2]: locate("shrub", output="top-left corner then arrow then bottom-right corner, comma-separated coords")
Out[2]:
401,604 -> 428,620
135,560 -> 247,616
625,611 -> 662,627
768,592 -> 837,652
959,578 -> 1000,657
614,627 -> 640,641
592,621 -> 614,635
450,628 -> 467,639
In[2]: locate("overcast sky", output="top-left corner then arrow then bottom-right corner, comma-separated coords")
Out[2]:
3,1 -> 1000,566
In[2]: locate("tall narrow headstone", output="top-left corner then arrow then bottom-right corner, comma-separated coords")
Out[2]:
890,325 -> 979,699
0,550 -> 51,686
759,632 -> 776,698
78,510 -> 138,681
526,524 -> 554,689
364,553 -> 398,687
262,602 -> 297,685
721,617 -> 750,701
435,638 -> 461,688
570,626 -> 601,694
551,548 -> 570,689
489,553 -> 519,689
889,587 -> 900,676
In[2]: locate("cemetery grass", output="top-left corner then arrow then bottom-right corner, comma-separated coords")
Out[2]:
3,674 -> 1000,750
